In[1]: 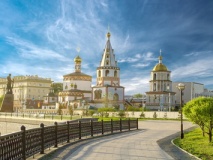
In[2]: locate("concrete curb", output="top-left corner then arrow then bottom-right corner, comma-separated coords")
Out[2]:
171,139 -> 201,160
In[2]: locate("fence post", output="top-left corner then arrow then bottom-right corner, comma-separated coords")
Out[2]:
40,123 -> 44,154
61,114 -> 62,120
67,121 -> 70,143
111,119 -> 113,134
120,118 -> 122,132
21,125 -> 26,160
90,120 -> 93,137
136,118 -> 139,130
79,121 -> 81,139
101,120 -> 104,135
128,118 -> 130,131
54,122 -> 58,147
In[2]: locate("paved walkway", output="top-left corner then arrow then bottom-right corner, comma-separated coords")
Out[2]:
39,120 -> 199,160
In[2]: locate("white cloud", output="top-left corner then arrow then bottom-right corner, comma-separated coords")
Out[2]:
132,63 -> 150,68
172,56 -> 213,80
121,76 -> 150,95
6,37 -> 67,61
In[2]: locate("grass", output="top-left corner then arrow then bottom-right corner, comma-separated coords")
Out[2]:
173,128 -> 213,160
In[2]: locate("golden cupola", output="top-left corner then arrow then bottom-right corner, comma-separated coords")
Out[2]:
74,55 -> 82,63
152,55 -> 168,71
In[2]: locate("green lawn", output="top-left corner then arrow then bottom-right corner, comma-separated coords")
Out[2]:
173,128 -> 213,160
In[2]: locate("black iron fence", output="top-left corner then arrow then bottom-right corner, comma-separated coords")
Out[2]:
0,119 -> 138,160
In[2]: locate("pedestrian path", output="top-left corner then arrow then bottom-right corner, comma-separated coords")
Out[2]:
39,120 -> 198,160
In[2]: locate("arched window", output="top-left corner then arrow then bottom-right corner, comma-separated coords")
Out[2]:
106,60 -> 109,65
167,74 -> 170,80
153,83 -> 156,91
113,93 -> 119,101
153,73 -> 156,80
114,71 -> 117,77
105,70 -> 109,77
98,70 -> 101,77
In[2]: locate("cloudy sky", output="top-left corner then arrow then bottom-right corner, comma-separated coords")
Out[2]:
0,0 -> 213,95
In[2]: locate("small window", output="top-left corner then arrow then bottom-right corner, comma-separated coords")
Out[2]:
105,70 -> 109,77
114,71 -> 117,77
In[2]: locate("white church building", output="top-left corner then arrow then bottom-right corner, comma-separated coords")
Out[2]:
146,53 -> 175,111
92,32 -> 125,109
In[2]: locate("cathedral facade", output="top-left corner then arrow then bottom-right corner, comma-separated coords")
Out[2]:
92,32 -> 125,109
58,55 -> 92,109
146,54 -> 175,111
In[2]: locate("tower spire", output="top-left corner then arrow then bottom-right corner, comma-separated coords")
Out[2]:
106,25 -> 111,39
159,49 -> 162,64
74,47 -> 82,72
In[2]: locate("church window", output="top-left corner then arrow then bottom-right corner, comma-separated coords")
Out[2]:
105,70 -> 109,77
153,83 -> 156,91
114,71 -> 117,77
167,74 -> 170,80
98,70 -> 101,77
106,54 -> 109,58
106,60 -> 109,65
153,74 -> 156,80
113,93 -> 119,101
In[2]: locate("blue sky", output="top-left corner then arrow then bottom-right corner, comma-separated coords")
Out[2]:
0,0 -> 213,95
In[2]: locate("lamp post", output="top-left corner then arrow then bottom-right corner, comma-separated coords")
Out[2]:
167,85 -> 171,112
178,83 -> 185,139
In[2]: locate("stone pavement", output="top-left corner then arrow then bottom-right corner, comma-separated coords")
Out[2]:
39,120 -> 199,160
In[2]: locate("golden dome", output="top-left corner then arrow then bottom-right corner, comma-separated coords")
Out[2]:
106,32 -> 111,38
152,63 -> 168,71
74,55 -> 82,62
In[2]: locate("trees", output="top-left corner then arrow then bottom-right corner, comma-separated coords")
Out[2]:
183,97 -> 213,142
51,83 -> 63,94
133,93 -> 143,98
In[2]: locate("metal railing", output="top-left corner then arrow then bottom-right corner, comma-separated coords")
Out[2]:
0,119 -> 138,160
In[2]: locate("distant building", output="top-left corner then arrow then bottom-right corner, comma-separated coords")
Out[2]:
124,95 -> 146,108
42,87 -> 58,109
172,82 -> 213,105
92,31 -> 125,109
0,75 -> 52,111
146,53 -> 175,111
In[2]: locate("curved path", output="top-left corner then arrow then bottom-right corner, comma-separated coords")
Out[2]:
40,120 -> 198,160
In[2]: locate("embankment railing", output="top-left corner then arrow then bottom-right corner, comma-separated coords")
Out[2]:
0,119 -> 138,160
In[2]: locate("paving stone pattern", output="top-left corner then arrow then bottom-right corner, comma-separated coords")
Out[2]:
39,120 -> 199,160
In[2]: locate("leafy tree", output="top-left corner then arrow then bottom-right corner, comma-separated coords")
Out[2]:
133,93 -> 143,98
98,107 -> 116,117
52,83 -> 63,94
57,104 -> 63,115
126,106 -> 141,111
118,110 -> 125,118
68,105 -> 73,115
183,97 -> 213,142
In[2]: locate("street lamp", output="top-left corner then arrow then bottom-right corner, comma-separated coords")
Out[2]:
167,85 -> 171,112
178,83 -> 185,139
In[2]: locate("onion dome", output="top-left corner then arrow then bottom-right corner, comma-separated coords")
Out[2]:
106,32 -> 111,39
152,55 -> 168,71
74,55 -> 82,62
